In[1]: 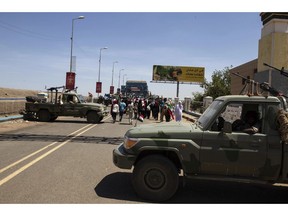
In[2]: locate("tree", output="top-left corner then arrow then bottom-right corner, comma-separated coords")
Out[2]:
190,66 -> 232,112
203,66 -> 232,99
191,92 -> 204,111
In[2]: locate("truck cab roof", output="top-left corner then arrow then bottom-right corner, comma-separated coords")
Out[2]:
215,95 -> 288,111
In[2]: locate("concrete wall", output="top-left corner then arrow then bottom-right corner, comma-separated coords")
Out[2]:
0,100 -> 26,116
0,88 -> 38,116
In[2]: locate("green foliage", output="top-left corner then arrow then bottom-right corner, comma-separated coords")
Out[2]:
203,66 -> 232,99
191,66 -> 232,111
191,92 -> 204,111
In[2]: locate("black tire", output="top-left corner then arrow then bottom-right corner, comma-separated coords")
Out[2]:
23,113 -> 36,121
37,110 -> 51,122
50,115 -> 58,121
87,111 -> 100,123
132,155 -> 179,202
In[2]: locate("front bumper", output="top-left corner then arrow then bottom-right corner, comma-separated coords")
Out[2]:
113,144 -> 136,169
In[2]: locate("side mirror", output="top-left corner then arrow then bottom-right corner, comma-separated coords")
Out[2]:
222,121 -> 232,133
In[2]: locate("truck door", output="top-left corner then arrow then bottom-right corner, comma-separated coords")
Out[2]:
61,94 -> 78,116
200,102 -> 268,178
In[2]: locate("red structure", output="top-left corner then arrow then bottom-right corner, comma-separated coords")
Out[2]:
66,72 -> 76,90
96,82 -> 102,93
110,86 -> 114,94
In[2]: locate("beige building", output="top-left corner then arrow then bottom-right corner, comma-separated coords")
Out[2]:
230,13 -> 288,96
230,59 -> 258,95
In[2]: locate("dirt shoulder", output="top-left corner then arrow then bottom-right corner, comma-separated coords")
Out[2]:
0,119 -> 43,133
0,87 -> 39,98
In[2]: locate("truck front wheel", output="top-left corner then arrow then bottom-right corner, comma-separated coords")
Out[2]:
87,111 -> 100,123
132,155 -> 179,202
37,110 -> 51,122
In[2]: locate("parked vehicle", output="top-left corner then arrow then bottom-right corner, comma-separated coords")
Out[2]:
21,86 -> 108,123
113,94 -> 288,201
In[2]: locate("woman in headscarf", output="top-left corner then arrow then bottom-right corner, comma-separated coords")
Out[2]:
174,101 -> 183,122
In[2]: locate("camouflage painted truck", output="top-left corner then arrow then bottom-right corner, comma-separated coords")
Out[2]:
21,87 -> 108,123
113,94 -> 288,201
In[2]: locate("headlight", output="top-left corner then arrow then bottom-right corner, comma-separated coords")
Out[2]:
123,136 -> 139,149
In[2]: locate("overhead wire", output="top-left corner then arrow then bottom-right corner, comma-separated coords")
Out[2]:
0,19 -> 64,41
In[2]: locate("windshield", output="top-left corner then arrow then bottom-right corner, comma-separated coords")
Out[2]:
77,94 -> 86,103
198,100 -> 223,128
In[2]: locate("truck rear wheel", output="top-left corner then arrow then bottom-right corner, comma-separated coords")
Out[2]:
87,111 -> 100,123
37,110 -> 51,122
23,112 -> 36,121
50,115 -> 58,121
132,155 -> 179,202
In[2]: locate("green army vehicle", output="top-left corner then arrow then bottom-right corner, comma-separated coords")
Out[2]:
21,86 -> 108,123
113,94 -> 288,202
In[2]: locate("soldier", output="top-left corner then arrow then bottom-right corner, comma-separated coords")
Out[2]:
233,111 -> 261,134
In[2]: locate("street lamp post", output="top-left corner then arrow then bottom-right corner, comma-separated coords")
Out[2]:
118,69 -> 124,88
112,61 -> 118,86
122,74 -> 127,85
70,16 -> 85,72
98,47 -> 108,82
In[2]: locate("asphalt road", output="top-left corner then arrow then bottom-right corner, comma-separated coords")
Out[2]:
1,115 -> 288,205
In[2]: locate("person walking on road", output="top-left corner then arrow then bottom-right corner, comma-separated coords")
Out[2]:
111,99 -> 119,123
160,98 -> 166,122
174,101 -> 183,122
119,99 -> 126,122
126,101 -> 134,125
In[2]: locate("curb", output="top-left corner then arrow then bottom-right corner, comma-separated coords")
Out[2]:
182,114 -> 196,122
0,115 -> 23,123
182,110 -> 201,123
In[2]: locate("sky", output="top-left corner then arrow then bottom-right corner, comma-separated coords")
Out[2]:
0,1 -> 284,100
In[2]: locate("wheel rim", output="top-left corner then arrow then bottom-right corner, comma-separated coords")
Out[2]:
144,168 -> 166,190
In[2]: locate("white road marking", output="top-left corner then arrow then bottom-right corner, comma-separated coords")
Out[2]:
0,124 -> 92,174
0,121 -> 102,187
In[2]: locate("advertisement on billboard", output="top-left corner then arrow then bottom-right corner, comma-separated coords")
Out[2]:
152,65 -> 205,83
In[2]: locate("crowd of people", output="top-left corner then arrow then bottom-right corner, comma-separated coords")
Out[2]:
110,95 -> 184,124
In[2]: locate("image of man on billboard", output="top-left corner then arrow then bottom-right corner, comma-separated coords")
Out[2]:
153,65 -> 204,83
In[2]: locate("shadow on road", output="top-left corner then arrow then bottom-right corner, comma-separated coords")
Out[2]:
94,172 -> 144,203
95,172 -> 288,203
170,179 -> 288,203
0,133 -> 123,145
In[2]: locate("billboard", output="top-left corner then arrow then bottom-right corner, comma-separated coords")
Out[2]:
152,65 -> 205,83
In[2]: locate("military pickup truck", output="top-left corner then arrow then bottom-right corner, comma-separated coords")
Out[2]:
113,95 -> 288,202
21,87 -> 108,123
